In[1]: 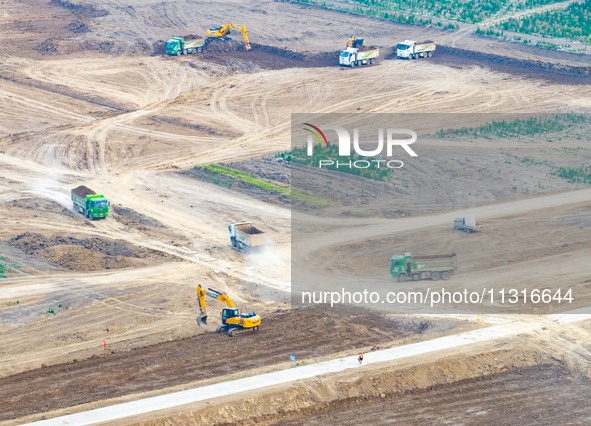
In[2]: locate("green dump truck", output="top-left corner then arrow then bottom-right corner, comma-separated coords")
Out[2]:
71,185 -> 110,220
390,252 -> 456,282
165,36 -> 205,56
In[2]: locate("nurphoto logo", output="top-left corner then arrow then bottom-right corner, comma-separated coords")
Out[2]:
303,123 -> 418,169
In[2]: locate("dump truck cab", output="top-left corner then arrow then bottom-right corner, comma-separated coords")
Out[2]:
390,254 -> 412,277
86,195 -> 109,219
165,37 -> 184,55
396,41 -> 414,59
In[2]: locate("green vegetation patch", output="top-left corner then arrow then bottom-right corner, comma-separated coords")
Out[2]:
293,0 -> 564,24
436,114 -> 590,140
498,0 -> 591,43
553,166 -> 591,184
278,144 -> 395,182
0,257 -> 21,279
198,164 -> 329,207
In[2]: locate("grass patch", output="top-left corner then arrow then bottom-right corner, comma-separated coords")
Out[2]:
553,166 -> 591,184
0,257 -> 20,279
503,153 -> 550,166
202,164 -> 291,194
436,114 -> 590,140
278,144 -> 394,182
198,164 -> 330,207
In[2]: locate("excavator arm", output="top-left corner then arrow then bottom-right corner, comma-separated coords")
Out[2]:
237,24 -> 251,51
196,285 -> 236,327
205,23 -> 251,51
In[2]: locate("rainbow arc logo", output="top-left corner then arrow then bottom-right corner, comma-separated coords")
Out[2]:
303,123 -> 329,148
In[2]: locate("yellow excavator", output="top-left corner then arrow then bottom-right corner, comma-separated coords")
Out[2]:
196,285 -> 261,336
205,24 -> 251,51
346,35 -> 366,48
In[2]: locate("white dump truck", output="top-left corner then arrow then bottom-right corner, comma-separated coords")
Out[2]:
228,222 -> 265,252
396,40 -> 436,59
453,215 -> 478,233
339,46 -> 379,67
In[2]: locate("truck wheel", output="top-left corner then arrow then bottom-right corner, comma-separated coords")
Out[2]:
427,51 -> 432,58
442,272 -> 451,280
398,274 -> 408,283
412,274 -> 420,281
197,47 -> 202,53
431,272 -> 441,281
176,51 -> 180,56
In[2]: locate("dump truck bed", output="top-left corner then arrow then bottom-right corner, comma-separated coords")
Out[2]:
184,37 -> 205,49
234,223 -> 263,235
413,253 -> 456,260
412,254 -> 456,272
71,185 -> 95,198
230,222 -> 266,251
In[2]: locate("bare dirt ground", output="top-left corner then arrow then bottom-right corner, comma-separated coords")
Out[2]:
262,365 -> 590,426
123,320 -> 591,425
0,308 -> 471,422
0,0 -> 590,424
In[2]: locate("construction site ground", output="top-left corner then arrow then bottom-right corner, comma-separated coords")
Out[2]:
1,0 -> 590,424
127,325 -> 590,426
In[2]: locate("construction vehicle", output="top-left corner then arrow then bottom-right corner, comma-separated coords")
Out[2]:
396,40 -> 436,59
228,222 -> 265,252
339,46 -> 379,67
453,215 -> 479,233
205,23 -> 251,50
196,285 -> 261,336
346,36 -> 366,48
390,252 -> 456,282
71,185 -> 109,220
165,36 -> 205,56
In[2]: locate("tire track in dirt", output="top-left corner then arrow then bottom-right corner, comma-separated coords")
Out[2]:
0,309 -> 442,422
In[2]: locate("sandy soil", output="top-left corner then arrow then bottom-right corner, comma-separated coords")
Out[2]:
118,320 -> 591,425
0,308 -> 471,422
0,0 -> 590,423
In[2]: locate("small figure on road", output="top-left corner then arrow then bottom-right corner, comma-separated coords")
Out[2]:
358,353 -> 364,365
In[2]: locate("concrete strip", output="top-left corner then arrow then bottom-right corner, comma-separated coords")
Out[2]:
25,308 -> 590,426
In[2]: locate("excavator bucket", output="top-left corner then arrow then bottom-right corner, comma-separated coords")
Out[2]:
197,315 -> 208,327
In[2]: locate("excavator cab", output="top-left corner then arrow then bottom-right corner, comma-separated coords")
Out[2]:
346,36 -> 365,48
222,307 -> 240,324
